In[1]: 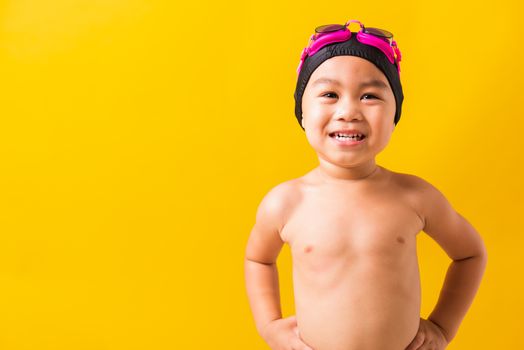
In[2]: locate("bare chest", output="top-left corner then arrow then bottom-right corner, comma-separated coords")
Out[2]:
280,187 -> 424,264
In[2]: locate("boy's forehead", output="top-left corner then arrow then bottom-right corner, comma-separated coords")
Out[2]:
310,56 -> 388,85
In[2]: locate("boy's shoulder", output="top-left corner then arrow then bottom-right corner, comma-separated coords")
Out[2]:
387,168 -> 455,230
386,168 -> 439,194
257,178 -> 303,214
255,178 -> 304,234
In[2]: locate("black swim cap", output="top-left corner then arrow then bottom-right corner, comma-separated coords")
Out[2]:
293,33 -> 404,130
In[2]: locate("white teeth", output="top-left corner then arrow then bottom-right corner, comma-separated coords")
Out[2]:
334,133 -> 364,141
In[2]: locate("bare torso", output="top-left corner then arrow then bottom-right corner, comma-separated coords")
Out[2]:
279,166 -> 424,350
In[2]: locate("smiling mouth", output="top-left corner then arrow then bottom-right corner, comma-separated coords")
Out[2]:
329,132 -> 366,141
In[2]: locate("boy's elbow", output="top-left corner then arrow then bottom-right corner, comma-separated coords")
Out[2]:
478,238 -> 488,267
454,235 -> 488,269
468,236 -> 488,270
244,254 -> 276,266
469,226 -> 488,267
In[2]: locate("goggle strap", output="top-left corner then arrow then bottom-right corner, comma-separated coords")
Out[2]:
392,40 -> 402,63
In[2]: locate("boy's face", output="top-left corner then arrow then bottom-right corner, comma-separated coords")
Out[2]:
301,56 -> 396,168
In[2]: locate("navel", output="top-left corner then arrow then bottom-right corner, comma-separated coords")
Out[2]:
396,236 -> 405,244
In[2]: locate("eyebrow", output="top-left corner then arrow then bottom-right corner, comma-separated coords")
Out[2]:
311,77 -> 389,90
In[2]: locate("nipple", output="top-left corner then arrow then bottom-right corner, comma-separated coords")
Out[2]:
396,236 -> 405,244
304,245 -> 313,253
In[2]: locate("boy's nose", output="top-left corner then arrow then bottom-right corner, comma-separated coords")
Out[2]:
334,106 -> 363,122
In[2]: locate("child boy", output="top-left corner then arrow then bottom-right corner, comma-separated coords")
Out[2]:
244,20 -> 487,350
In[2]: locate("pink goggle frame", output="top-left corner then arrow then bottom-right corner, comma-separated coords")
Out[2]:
297,19 -> 402,76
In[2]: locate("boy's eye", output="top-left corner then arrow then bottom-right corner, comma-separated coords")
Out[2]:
320,92 -> 379,99
321,92 -> 338,98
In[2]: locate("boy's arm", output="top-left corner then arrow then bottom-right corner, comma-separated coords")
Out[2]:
244,184 -> 288,336
417,179 -> 488,342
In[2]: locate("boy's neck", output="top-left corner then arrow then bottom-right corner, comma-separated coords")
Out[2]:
316,158 -> 380,182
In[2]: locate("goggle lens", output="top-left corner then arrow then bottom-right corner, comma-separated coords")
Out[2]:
315,24 -> 346,33
363,27 -> 393,39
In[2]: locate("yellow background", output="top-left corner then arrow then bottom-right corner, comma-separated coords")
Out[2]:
0,0 -> 522,348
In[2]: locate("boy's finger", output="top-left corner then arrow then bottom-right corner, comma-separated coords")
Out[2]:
297,340 -> 313,350
405,332 -> 424,350
288,316 -> 312,349
292,338 -> 313,350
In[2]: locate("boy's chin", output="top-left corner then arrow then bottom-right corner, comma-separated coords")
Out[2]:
318,154 -> 374,168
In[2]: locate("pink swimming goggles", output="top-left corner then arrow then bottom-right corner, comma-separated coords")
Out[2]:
297,19 -> 402,75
